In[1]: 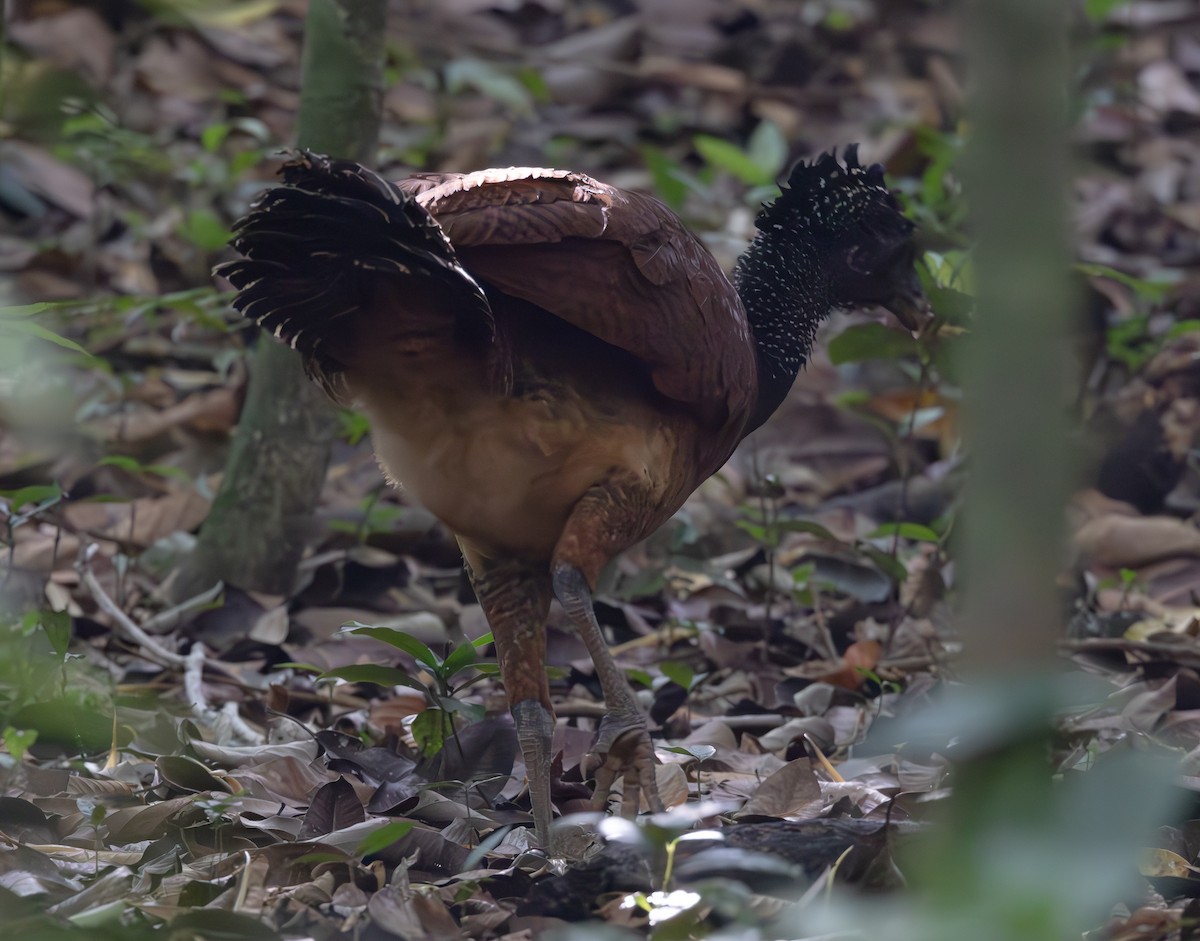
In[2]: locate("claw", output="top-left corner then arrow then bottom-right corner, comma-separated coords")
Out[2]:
588,723 -> 664,817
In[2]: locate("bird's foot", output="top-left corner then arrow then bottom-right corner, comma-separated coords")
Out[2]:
587,712 -> 665,819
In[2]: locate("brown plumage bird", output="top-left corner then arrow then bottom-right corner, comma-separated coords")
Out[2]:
219,146 -> 926,850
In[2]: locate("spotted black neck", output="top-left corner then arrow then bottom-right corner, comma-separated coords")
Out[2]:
731,146 -> 916,437
734,232 -> 833,436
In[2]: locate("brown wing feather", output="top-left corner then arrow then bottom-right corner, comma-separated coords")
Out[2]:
400,169 -> 756,444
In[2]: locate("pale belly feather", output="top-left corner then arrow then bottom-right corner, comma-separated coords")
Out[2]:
357,384 -> 674,559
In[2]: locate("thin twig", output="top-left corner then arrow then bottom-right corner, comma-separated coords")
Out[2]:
141,581 -> 224,634
78,546 -> 188,668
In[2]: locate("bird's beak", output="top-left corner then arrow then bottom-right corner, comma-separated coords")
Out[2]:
883,268 -> 933,333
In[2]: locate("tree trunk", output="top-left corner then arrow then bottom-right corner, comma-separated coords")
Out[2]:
176,0 -> 386,598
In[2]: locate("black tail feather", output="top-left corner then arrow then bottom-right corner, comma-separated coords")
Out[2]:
216,151 -> 491,387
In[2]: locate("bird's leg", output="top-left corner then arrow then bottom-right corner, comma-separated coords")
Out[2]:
552,478 -> 666,820
460,545 -> 555,848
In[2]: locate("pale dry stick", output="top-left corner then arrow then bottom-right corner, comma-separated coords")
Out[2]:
608,624 -> 699,657
79,545 -> 188,669
807,580 -> 841,663
80,544 -> 264,744
295,547 -> 351,574
141,581 -> 224,635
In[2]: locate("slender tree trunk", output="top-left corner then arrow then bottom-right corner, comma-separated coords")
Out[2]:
176,0 -> 386,598
899,2 -> 1086,938
959,0 -> 1074,672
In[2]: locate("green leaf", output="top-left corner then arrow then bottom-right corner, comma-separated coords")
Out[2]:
694,134 -> 773,186
319,664 -> 426,691
438,697 -> 484,722
641,145 -> 689,210
659,661 -> 694,690
200,122 -> 231,153
98,454 -> 144,472
736,520 -> 767,542
923,250 -> 975,293
627,668 -> 654,689
355,820 -> 414,857
1084,0 -> 1131,22
0,302 -> 51,318
444,58 -> 533,115
2,318 -> 92,357
1075,262 -> 1176,304
857,546 -> 908,584
143,463 -> 192,480
745,120 -> 787,179
869,522 -> 942,543
40,609 -> 72,660
2,727 -> 38,761
179,208 -> 232,252
338,409 -> 371,445
791,561 -> 816,585
515,65 -> 550,104
343,624 -> 441,669
827,323 -> 919,364
0,484 -> 63,509
1167,320 -> 1200,339
412,709 -> 449,756
441,640 -> 477,678
775,519 -> 842,542
661,743 -> 717,762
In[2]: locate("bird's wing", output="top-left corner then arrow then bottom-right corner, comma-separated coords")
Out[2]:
399,168 -> 756,433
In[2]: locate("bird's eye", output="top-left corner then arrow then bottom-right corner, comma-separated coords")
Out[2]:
846,244 -> 878,275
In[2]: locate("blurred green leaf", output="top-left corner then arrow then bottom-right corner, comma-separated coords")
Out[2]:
745,120 -> 788,179
1167,319 -> 1200,339
1,316 -> 92,357
179,208 -> 232,252
641,145 -> 689,210
870,522 -> 942,543
445,58 -> 533,115
355,820 -> 414,857
98,455 -> 143,472
857,546 -> 908,584
659,661 -> 694,690
1076,262 -> 1176,304
2,727 -> 37,761
39,609 -> 71,661
0,484 -> 62,509
694,134 -> 774,186
200,122 -> 231,153
338,409 -> 371,445
1084,0 -> 1132,22
828,322 -> 920,364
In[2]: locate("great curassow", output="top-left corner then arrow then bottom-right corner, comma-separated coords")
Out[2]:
218,146 -> 927,851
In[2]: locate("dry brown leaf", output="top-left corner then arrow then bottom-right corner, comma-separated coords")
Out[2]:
1073,510 -> 1200,570
8,7 -> 115,83
89,387 -> 240,445
1139,846 -> 1200,878
3,142 -> 96,219
737,757 -> 822,818
813,640 -> 884,691
63,488 -> 211,549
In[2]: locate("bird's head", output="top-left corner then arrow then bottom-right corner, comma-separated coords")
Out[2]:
757,145 -> 929,331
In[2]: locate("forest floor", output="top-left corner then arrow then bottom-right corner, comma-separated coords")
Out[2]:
4,1 -> 1200,938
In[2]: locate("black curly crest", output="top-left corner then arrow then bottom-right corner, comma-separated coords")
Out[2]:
755,144 -> 901,236
735,144 -> 918,433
